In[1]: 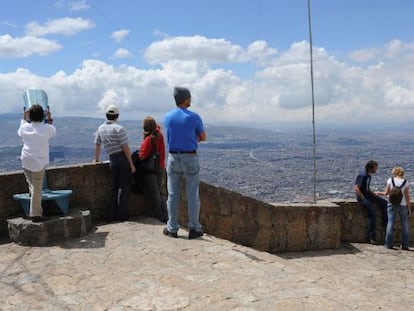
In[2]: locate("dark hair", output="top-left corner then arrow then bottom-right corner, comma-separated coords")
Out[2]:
142,116 -> 159,138
29,104 -> 45,122
365,160 -> 378,173
174,87 -> 191,105
106,113 -> 118,121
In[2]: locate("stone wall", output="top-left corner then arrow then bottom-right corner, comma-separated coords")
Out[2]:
1,164 -> 413,252
0,163 -> 151,237
179,183 -> 341,252
333,198 -> 411,244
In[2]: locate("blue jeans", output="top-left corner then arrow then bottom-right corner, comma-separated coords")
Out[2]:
166,153 -> 202,233
385,203 -> 409,249
359,195 -> 388,240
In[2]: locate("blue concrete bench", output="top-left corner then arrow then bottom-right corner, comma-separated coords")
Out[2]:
13,175 -> 73,216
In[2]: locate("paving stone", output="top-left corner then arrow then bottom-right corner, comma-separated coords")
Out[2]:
0,217 -> 413,310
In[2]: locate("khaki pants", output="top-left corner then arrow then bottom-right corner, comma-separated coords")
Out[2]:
23,168 -> 45,217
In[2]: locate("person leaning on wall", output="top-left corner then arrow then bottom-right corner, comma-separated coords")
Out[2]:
354,160 -> 388,245
376,166 -> 411,250
94,104 -> 136,222
138,116 -> 167,223
18,104 -> 56,222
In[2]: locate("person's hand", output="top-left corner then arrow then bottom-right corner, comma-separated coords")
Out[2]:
130,164 -> 136,175
23,109 -> 29,121
46,107 -> 53,123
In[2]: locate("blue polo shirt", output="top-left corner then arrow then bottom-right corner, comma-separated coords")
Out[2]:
164,108 -> 204,152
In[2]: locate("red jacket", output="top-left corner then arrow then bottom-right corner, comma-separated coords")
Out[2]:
138,126 -> 166,169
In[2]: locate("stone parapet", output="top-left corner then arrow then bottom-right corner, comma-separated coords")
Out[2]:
0,163 -> 151,237
1,163 -> 413,252
180,183 -> 341,252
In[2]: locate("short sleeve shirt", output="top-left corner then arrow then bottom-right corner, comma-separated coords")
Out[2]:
164,108 -> 204,152
95,121 -> 129,155
355,171 -> 371,198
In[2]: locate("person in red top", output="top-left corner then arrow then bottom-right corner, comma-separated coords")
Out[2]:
138,116 -> 167,222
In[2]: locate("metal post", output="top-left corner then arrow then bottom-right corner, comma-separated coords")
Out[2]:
307,0 -> 317,203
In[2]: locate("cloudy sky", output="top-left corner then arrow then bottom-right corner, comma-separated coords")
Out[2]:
1,0 -> 414,130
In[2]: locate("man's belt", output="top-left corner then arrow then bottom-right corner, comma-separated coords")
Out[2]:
169,150 -> 196,154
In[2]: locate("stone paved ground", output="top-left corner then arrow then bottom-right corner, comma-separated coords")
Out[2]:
1,217 -> 413,311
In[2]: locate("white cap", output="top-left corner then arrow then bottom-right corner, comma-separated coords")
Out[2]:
106,104 -> 119,115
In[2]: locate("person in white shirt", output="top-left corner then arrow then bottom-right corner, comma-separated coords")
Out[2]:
18,104 -> 56,221
377,166 -> 411,250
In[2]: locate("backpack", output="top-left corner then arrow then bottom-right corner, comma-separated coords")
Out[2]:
389,178 -> 406,205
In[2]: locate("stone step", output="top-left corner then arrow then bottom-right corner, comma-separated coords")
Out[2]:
7,209 -> 93,246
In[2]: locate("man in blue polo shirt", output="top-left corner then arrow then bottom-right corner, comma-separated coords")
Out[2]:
163,86 -> 207,239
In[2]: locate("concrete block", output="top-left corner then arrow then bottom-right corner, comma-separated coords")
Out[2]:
7,209 -> 93,246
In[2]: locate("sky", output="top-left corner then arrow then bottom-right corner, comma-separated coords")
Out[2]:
1,0 -> 414,131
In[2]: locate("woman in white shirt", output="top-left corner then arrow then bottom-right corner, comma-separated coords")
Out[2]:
18,104 -> 56,221
378,166 -> 411,250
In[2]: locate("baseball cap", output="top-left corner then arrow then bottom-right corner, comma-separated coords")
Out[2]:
106,104 -> 119,115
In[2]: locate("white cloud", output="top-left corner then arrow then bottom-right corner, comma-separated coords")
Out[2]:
247,40 -> 278,65
68,0 -> 91,11
348,39 -> 414,63
111,29 -> 130,43
114,48 -> 132,58
25,17 -> 95,37
0,20 -> 17,28
348,48 -> 378,62
0,35 -> 62,57
1,36 -> 414,130
144,35 -> 248,64
97,89 -> 121,111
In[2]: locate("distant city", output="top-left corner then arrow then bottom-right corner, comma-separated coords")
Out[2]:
2,113 -> 414,204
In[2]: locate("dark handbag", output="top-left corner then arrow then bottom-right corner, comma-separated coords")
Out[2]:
141,137 -> 160,174
130,150 -> 145,195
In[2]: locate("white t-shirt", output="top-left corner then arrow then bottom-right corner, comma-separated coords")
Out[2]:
387,176 -> 410,206
18,119 -> 56,172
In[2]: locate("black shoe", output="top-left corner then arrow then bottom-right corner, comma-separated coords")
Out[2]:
30,216 -> 48,222
369,238 -> 379,245
163,227 -> 177,238
188,229 -> 203,240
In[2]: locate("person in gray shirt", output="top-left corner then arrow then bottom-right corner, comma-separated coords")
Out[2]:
94,104 -> 135,222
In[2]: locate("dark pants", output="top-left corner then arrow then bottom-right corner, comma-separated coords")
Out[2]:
144,170 -> 167,223
109,152 -> 131,221
359,195 -> 388,240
